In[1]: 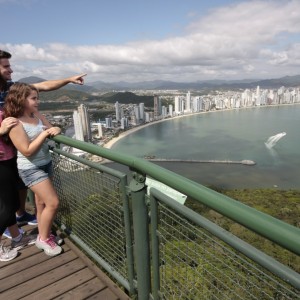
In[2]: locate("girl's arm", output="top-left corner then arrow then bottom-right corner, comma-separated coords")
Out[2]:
9,123 -> 50,157
35,111 -> 53,129
35,112 -> 62,135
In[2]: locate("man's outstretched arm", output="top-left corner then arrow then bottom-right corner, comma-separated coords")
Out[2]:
33,73 -> 87,91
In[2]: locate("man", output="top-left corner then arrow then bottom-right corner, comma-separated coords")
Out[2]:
0,49 -> 86,238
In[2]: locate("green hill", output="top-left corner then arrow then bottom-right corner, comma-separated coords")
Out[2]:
39,89 -> 92,102
101,91 -> 154,106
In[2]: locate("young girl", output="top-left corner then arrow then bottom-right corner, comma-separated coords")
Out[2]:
4,82 -> 62,256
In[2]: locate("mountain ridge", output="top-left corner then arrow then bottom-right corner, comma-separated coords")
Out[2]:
18,74 -> 300,91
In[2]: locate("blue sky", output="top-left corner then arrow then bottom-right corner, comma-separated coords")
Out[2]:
1,0 -> 300,83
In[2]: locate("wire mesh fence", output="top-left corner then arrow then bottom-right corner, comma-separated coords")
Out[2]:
51,152 -> 129,281
49,143 -> 299,299
154,200 -> 299,300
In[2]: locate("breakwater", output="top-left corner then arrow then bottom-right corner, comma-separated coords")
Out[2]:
145,158 -> 256,166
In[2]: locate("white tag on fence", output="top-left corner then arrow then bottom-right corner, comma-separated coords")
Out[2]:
146,177 -> 187,205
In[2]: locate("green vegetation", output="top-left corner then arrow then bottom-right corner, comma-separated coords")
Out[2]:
39,90 -> 153,106
39,89 -> 91,102
187,188 -> 300,228
100,91 -> 154,106
157,189 -> 300,299
39,101 -> 79,111
186,188 -> 300,273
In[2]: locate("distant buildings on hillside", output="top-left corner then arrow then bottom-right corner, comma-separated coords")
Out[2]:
67,85 -> 300,149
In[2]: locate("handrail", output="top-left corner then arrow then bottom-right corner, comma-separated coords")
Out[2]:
52,135 -> 300,255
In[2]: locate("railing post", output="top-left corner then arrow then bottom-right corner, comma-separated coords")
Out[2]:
129,171 -> 151,300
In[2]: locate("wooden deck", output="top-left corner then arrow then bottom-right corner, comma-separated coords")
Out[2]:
0,226 -> 131,300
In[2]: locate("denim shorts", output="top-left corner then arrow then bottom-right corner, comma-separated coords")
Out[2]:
18,162 -> 53,187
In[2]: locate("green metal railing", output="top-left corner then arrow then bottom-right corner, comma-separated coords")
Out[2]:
50,135 -> 300,299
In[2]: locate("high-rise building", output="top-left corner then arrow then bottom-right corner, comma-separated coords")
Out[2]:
154,95 -> 161,119
97,124 -> 103,138
192,97 -> 202,112
174,96 -> 185,114
73,110 -> 84,141
168,104 -> 173,116
131,115 -> 137,126
145,112 -> 150,122
78,104 -> 92,142
134,105 -> 140,124
186,91 -> 191,112
73,104 -> 92,142
105,117 -> 112,128
256,86 -> 261,106
115,101 -> 121,121
139,103 -> 145,121
120,117 -> 129,129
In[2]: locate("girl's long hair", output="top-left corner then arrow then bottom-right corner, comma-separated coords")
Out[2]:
4,82 -> 38,118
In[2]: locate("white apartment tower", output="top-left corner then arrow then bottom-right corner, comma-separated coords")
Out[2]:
78,104 -> 92,142
73,104 -> 91,142
256,86 -> 261,106
115,101 -> 121,121
186,91 -> 191,112
73,110 -> 84,141
153,95 -> 161,119
97,124 -> 103,138
139,103 -> 145,121
134,105 -> 140,124
168,104 -> 173,116
174,96 -> 185,114
105,117 -> 112,128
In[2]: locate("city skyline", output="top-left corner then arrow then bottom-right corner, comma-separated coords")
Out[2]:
2,0 -> 300,83
68,85 -> 300,148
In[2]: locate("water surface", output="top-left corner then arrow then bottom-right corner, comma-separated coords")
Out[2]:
111,105 -> 300,189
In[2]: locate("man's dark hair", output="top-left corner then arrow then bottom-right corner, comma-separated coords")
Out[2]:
0,50 -> 12,90
0,50 -> 12,59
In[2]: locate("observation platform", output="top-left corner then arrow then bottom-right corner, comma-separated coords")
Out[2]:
0,225 -> 130,300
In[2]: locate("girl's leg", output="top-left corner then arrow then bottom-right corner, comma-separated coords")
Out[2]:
34,194 -> 45,233
29,179 -> 59,241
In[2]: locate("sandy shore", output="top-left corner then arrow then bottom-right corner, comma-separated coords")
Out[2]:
103,113 -> 198,149
103,104 -> 292,150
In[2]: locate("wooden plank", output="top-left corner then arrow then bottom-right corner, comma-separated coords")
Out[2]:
0,258 -> 85,300
0,240 -> 69,267
21,268 -> 98,300
0,246 -> 70,280
53,277 -> 107,300
0,249 -> 77,293
0,230 -> 131,300
86,287 -> 120,300
0,244 -> 40,267
64,237 -> 131,300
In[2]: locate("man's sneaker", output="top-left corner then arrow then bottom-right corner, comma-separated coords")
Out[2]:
50,233 -> 64,246
35,236 -> 62,256
3,227 -> 25,239
0,244 -> 18,262
11,233 -> 37,251
16,212 -> 37,226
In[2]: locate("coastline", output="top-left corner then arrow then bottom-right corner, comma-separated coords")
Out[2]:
103,112 -> 201,149
103,103 -> 299,150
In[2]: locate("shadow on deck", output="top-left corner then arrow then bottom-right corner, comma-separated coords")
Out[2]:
0,226 -> 130,300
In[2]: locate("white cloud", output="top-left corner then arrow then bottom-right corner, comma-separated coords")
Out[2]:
2,0 -> 300,82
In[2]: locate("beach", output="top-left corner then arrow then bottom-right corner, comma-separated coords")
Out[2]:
104,117 -> 178,149
104,103 -> 298,150
103,111 -> 207,149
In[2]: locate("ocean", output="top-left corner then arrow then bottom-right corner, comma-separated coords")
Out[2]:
110,105 -> 300,189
